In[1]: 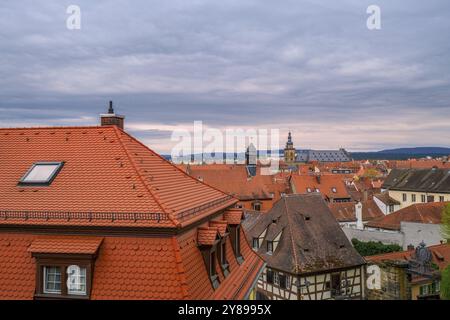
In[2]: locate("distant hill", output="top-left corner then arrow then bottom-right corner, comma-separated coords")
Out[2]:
351,147 -> 450,160
376,147 -> 450,155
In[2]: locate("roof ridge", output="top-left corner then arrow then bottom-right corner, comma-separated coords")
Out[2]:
0,125 -> 111,131
283,197 -> 300,272
114,126 -> 237,204
111,126 -> 179,226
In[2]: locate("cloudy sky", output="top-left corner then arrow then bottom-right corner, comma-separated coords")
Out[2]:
1,0 -> 449,153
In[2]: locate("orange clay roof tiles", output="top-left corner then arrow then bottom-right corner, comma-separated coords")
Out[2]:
197,227 -> 220,246
290,173 -> 351,199
223,209 -> 244,225
209,220 -> 228,236
365,201 -> 449,230
366,244 -> 450,271
0,126 -> 264,300
28,237 -> 103,255
0,126 -> 236,228
0,231 -> 264,300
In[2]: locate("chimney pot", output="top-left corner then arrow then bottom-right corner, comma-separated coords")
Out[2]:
101,100 -> 125,130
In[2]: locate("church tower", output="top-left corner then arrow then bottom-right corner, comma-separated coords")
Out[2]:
284,132 -> 296,164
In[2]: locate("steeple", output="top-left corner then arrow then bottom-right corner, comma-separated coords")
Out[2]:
284,131 -> 296,164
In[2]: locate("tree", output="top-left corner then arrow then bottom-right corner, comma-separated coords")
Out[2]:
440,204 -> 450,300
351,239 -> 402,257
362,168 -> 379,179
441,204 -> 450,242
441,265 -> 450,300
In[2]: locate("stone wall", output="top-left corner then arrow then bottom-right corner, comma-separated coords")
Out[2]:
401,222 -> 444,250
342,227 -> 403,246
342,223 -> 444,250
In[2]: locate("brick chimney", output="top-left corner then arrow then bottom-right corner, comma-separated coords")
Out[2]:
100,101 -> 125,130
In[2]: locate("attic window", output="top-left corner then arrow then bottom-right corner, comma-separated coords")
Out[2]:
19,162 -> 64,185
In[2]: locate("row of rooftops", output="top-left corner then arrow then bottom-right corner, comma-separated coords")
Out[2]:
383,168 -> 450,193
0,107 -> 265,300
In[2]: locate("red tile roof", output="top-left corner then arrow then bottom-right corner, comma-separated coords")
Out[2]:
0,230 -> 264,300
28,237 -> 103,255
365,202 -> 449,230
197,227 -> 220,246
0,126 -> 236,228
0,125 -> 264,300
224,209 -> 244,225
187,164 -> 289,203
328,200 -> 384,222
388,159 -> 450,170
290,173 -> 351,200
366,243 -> 450,271
210,220 -> 228,237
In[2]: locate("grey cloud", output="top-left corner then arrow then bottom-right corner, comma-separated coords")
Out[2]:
0,0 -> 449,153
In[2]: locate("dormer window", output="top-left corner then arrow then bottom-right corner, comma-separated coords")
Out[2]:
29,237 -> 101,300
252,238 -> 259,249
19,162 -> 64,185
252,201 -> 262,211
267,241 -> 273,254
43,266 -> 62,294
197,227 -> 221,289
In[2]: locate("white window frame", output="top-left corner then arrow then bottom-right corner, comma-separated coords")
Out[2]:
43,266 -> 62,294
67,266 -> 87,296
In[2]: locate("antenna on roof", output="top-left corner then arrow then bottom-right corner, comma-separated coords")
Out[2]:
101,100 -> 125,130
108,100 -> 114,114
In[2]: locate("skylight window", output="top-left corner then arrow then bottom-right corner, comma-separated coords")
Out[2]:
19,162 -> 64,185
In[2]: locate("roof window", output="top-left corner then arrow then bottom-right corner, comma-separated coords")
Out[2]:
19,162 -> 64,185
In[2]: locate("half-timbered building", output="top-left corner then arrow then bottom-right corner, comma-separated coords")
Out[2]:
245,193 -> 366,300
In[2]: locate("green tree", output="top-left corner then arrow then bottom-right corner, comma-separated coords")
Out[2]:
441,204 -> 450,300
351,239 -> 402,257
441,265 -> 450,300
441,204 -> 450,242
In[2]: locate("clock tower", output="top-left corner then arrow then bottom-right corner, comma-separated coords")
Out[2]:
284,132 -> 296,164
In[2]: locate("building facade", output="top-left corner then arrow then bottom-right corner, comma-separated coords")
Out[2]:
366,243 -> 450,300
245,194 -> 366,300
283,133 -> 352,164
382,168 -> 450,209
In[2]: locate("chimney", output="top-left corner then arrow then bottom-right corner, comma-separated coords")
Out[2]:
363,190 -> 368,202
100,100 -> 125,130
355,202 -> 363,230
